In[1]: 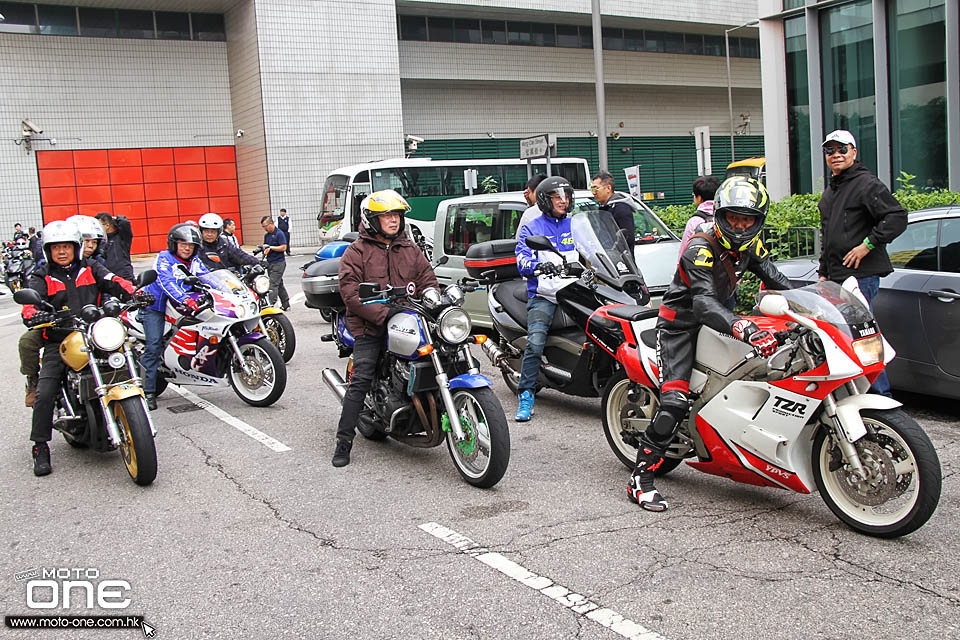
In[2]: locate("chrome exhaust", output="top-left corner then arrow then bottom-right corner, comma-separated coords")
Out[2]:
321,368 -> 348,404
481,339 -> 510,368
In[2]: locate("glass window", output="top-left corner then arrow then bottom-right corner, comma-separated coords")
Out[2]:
117,10 -> 155,39
319,175 -> 349,227
662,31 -> 684,53
507,21 -> 531,45
444,203 -> 496,256
644,30 -> 663,52
738,37 -> 759,58
399,15 -> 427,41
502,165 -> 529,192
703,34 -> 724,56
372,167 -> 446,198
887,219 -> 939,270
890,0 -> 946,190
785,16 -> 812,193
579,25 -> 593,48
499,205 -> 529,239
482,19 -> 506,45
38,5 -> 77,36
784,0 -> 807,9
623,28 -> 644,51
192,13 -> 225,41
556,24 -> 579,48
454,18 -> 481,44
939,218 -> 960,273
429,17 -> 454,42
0,2 -> 38,34
531,22 -> 554,47
821,0 -> 877,173
79,8 -> 116,37
602,27 -> 624,50
684,33 -> 703,55
155,12 -> 189,40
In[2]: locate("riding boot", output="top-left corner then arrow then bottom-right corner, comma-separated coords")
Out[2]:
24,375 -> 39,408
627,444 -> 668,512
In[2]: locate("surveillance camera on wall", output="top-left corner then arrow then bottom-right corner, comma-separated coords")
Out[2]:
405,134 -> 424,144
22,119 -> 42,135
236,129 -> 245,138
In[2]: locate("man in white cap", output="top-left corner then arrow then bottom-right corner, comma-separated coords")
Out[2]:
817,129 -> 906,397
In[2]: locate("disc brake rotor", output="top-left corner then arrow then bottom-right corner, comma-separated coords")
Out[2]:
619,384 -> 654,445
835,438 -> 900,506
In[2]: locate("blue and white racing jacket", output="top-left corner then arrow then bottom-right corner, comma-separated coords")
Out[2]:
143,250 -> 210,313
515,210 -> 579,303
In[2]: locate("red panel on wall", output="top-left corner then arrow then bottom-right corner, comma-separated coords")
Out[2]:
147,235 -> 168,253
208,180 -> 238,197
37,151 -> 74,170
112,184 -> 145,202
43,205 -> 79,221
129,218 -> 149,238
38,169 -> 76,188
145,183 -> 177,200
206,163 -> 237,181
75,168 -> 110,186
112,202 -> 147,219
146,200 -> 178,217
73,150 -> 108,168
110,167 -> 143,184
108,149 -> 141,167
143,165 -> 175,183
131,236 -> 150,255
178,198 -> 209,215
41,187 -> 78,206
78,203 -> 112,216
175,164 -> 206,182
209,196 -> 240,214
177,181 -> 207,199
205,146 -> 235,163
174,147 -> 204,164
141,148 -> 173,165
147,216 -> 178,236
77,186 -> 112,204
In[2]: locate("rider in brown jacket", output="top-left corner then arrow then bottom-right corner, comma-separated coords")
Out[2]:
332,190 -> 439,467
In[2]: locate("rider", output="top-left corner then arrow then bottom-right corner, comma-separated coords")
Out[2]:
67,215 -> 107,263
333,189 -> 439,468
140,223 -> 211,411
514,176 -> 578,422
628,176 -> 793,512
196,212 -> 259,272
23,220 -> 142,477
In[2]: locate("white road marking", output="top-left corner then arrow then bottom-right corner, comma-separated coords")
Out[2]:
169,384 -> 291,452
289,292 -> 305,305
419,522 -> 667,640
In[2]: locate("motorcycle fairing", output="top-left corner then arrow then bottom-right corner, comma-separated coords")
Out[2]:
449,373 -> 493,390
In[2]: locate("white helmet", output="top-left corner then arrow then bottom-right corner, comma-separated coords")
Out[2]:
41,220 -> 82,263
66,215 -> 106,242
198,212 -> 224,234
15,238 -> 29,250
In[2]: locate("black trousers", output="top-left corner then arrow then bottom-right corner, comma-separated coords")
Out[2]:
335,335 -> 384,443
656,325 -> 698,395
31,343 -> 66,443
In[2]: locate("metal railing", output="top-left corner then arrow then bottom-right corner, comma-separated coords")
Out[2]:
670,226 -> 819,259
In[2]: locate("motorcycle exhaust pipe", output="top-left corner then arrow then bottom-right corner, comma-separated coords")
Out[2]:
542,363 -> 572,384
481,339 -> 510,368
322,368 -> 348,405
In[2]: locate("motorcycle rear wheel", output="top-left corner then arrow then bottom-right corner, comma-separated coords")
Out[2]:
114,396 -> 157,486
228,338 -> 287,407
262,313 -> 296,363
445,387 -> 510,488
601,371 -> 682,475
813,408 -> 941,538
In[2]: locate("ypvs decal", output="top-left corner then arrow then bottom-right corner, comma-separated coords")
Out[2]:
771,395 -> 808,418
765,464 -> 793,480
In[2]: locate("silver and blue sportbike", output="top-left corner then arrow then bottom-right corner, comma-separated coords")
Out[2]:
321,280 -> 510,488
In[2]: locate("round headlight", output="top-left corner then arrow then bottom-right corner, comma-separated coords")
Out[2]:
90,317 -> 127,351
422,287 -> 443,310
438,307 -> 472,344
444,284 -> 465,307
253,274 -> 271,295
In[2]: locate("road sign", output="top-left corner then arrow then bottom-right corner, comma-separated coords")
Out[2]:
520,135 -> 550,159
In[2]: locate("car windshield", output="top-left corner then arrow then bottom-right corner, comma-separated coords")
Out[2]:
570,209 -> 641,286
319,174 -> 349,225
589,193 -> 677,244
759,281 -> 875,337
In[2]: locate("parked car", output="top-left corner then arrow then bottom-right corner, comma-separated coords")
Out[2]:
775,206 -> 960,399
432,190 -> 680,329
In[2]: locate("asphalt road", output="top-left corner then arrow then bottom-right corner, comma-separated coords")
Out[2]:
1,254 -> 958,640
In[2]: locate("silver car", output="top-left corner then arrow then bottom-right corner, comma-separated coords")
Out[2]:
432,190 -> 680,329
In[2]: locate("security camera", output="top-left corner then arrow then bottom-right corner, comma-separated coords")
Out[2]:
405,134 -> 424,144
22,119 -> 42,135
236,129 -> 245,138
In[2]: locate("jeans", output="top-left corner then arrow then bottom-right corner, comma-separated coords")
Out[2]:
266,261 -> 290,307
139,307 -> 167,395
30,344 -> 66,442
856,275 -> 892,397
335,335 -> 384,443
518,296 -> 557,393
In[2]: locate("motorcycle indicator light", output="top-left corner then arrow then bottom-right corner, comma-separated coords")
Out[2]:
852,334 -> 883,366
417,345 -> 435,356
473,335 -> 487,345
90,317 -> 127,351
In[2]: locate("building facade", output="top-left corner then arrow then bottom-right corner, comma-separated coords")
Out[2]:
0,0 -> 762,250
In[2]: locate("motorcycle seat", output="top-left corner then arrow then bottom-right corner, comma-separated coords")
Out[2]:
606,305 -> 659,322
493,279 -> 577,330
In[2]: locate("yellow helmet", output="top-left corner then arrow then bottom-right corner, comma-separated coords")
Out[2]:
713,176 -> 769,252
360,189 -> 410,239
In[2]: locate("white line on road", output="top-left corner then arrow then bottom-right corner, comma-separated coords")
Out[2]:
169,384 -> 291,452
288,292 -> 305,305
419,522 -> 667,640
0,310 -> 22,320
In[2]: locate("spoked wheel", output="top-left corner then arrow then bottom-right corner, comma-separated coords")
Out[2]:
114,395 -> 157,486
813,408 -> 942,538
228,338 -> 287,406
445,388 -> 510,488
262,313 -> 296,362
601,371 -> 683,475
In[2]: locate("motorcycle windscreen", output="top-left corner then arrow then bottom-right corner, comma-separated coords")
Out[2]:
758,281 -> 875,339
570,210 -> 646,291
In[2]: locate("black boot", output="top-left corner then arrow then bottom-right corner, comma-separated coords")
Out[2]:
627,446 -> 667,512
32,442 -> 51,477
331,439 -> 352,468
145,393 -> 157,411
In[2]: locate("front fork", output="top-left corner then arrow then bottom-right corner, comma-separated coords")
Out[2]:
89,343 -> 157,447
227,334 -> 253,376
422,322 -> 467,441
821,391 -> 867,480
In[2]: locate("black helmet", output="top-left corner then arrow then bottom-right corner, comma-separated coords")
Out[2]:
535,176 -> 575,218
167,223 -> 202,258
713,176 -> 769,251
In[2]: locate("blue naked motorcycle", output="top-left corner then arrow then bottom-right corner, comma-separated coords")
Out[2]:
320,279 -> 510,488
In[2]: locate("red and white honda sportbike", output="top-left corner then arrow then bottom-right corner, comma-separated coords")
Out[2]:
594,279 -> 941,538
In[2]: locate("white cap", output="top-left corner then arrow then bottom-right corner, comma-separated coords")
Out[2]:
822,129 -> 857,148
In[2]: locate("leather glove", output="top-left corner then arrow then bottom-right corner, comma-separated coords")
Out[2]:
26,310 -> 55,327
538,262 -> 560,276
135,290 -> 156,306
732,319 -> 778,357
183,298 -> 201,313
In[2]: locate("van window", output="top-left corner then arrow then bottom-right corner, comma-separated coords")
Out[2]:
444,203 -> 496,256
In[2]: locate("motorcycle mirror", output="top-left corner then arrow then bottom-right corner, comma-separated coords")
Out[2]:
137,269 -> 158,287
758,294 -> 789,317
102,298 -> 122,317
13,288 -> 42,306
524,235 -> 559,254
358,282 -> 380,300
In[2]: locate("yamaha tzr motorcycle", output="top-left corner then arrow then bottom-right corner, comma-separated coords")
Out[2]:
596,279 -> 942,538
321,281 -> 510,488
14,271 -> 160,485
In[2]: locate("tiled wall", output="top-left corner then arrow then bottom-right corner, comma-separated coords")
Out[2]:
36,146 -> 240,253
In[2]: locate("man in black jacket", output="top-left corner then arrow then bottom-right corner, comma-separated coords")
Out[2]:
591,171 -> 636,252
94,212 -> 135,281
817,130 -> 906,397
197,212 -> 259,272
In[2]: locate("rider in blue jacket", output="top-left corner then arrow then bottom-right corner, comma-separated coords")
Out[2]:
513,176 -> 579,422
140,223 -> 210,410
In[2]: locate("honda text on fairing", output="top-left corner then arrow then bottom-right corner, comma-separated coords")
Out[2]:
123,267 -> 287,406
320,279 -> 510,488
14,271 -> 161,485
596,279 -> 941,538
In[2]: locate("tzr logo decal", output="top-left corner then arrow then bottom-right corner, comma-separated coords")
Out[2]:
771,395 -> 807,418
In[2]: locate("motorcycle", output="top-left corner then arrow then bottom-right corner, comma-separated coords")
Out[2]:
467,209 -> 649,399
240,249 -> 296,363
123,267 -> 287,407
320,279 -> 511,488
5,242 -> 35,292
596,279 -> 942,538
13,271 -> 160,485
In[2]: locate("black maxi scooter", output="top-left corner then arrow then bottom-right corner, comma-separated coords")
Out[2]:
465,209 -> 651,399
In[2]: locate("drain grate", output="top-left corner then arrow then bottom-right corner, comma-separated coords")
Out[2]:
167,403 -> 204,414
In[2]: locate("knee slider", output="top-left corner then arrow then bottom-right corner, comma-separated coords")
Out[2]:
644,390 -> 690,447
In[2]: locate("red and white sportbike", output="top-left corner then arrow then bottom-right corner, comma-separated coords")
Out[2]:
594,279 -> 942,538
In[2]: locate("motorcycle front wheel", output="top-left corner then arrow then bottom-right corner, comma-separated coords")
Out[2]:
262,313 -> 296,363
813,408 -> 941,538
601,371 -> 682,475
114,395 -> 157,486
445,387 -> 510,488
228,338 -> 287,407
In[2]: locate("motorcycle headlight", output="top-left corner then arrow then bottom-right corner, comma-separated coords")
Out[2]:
253,274 -> 271,295
444,284 -> 465,307
90,317 -> 127,351
852,335 -> 883,366
422,287 -> 443,310
438,307 -> 472,344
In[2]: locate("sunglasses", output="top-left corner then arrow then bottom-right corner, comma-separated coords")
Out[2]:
822,144 -> 850,156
